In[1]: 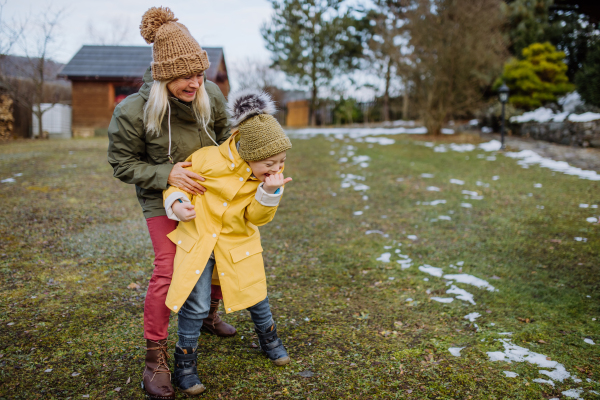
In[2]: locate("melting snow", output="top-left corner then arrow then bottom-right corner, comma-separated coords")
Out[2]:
479,140 -> 502,152
462,190 -> 478,196
431,297 -> 454,303
365,230 -> 389,237
461,203 -> 473,208
418,199 -> 447,206
443,274 -> 497,292
586,217 -> 598,223
505,150 -> 600,181
569,112 -> 600,122
407,235 -> 418,240
503,371 -> 519,378
534,183 -> 542,188
1,178 -> 16,183
362,137 -> 395,145
580,204 -> 589,208
438,215 -> 451,220
450,179 -> 465,185
448,347 -> 464,357
487,339 -> 572,383
447,285 -> 475,304
533,378 -> 555,387
287,126 -> 428,137
427,186 -> 441,191
419,265 -> 443,277
376,253 -> 391,263
353,211 -> 363,216
562,388 -> 584,399
421,173 -> 435,178
464,312 -> 481,322
583,338 -> 595,345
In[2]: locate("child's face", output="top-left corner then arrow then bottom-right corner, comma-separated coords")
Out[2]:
247,152 -> 287,182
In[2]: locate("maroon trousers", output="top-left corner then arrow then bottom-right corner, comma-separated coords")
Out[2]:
144,215 -> 222,341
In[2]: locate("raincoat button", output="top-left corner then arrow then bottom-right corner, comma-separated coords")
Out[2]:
177,240 -> 182,244
221,272 -> 224,276
247,168 -> 250,172
173,306 -> 178,310
228,308 -> 231,311
212,234 -> 216,238
196,270 -> 200,274
231,163 -> 235,168
246,251 -> 250,256
239,177 -> 243,181
223,202 -> 227,207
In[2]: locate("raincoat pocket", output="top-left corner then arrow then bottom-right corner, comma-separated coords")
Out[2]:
229,238 -> 265,290
167,229 -> 197,253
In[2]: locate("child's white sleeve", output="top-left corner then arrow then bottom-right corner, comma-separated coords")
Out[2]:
165,192 -> 192,221
254,183 -> 284,207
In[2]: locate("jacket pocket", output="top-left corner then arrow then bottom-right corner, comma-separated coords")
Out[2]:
229,238 -> 265,290
167,229 -> 197,253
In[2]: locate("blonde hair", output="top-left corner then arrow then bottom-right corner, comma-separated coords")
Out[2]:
143,80 -> 211,137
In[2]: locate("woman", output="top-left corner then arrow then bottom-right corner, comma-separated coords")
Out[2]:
107,7 -> 235,400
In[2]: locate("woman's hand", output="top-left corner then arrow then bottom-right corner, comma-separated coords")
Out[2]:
172,201 -> 196,222
263,174 -> 292,194
168,162 -> 206,195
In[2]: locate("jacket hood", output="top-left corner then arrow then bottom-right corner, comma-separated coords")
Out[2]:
138,66 -> 154,100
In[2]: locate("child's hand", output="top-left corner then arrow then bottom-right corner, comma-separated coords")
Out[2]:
173,201 -> 196,222
263,174 -> 292,194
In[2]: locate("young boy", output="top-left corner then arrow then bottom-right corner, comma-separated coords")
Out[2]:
163,90 -> 292,395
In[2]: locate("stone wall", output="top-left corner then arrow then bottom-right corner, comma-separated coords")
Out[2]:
512,120 -> 600,148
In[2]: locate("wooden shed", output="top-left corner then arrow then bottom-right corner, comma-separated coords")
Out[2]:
59,45 -> 229,138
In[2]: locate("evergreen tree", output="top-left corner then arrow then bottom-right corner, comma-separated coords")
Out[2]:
505,0 -> 553,56
575,40 -> 600,108
261,0 -> 368,125
496,42 -> 574,109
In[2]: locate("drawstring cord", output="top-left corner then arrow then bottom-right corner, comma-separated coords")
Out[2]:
166,99 -> 219,164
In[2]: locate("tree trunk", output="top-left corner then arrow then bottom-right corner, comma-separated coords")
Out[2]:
402,83 -> 409,120
383,58 -> 392,122
310,80 -> 317,126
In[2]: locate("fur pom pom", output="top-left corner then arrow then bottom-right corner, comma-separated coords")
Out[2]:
140,7 -> 178,44
227,89 -> 277,127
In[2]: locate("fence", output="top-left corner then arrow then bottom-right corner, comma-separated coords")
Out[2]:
32,103 -> 72,139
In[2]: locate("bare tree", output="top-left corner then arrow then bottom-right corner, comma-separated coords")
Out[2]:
406,0 -> 508,135
0,0 -> 25,68
231,57 -> 282,92
0,6 -> 69,139
87,16 -> 134,45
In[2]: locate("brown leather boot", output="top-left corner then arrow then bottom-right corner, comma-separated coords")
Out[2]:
141,339 -> 175,400
201,299 -> 237,337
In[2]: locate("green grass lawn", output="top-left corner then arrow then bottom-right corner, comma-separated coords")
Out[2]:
0,134 -> 598,399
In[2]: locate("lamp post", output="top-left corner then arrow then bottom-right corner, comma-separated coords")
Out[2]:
498,83 -> 510,150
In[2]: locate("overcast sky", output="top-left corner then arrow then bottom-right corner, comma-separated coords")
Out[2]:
4,0 -> 274,64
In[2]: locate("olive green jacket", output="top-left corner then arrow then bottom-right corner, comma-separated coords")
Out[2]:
107,67 -> 231,219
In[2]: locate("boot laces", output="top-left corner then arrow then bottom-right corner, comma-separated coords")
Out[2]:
146,340 -> 172,382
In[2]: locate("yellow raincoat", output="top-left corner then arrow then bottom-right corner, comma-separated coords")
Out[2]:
163,134 -> 283,314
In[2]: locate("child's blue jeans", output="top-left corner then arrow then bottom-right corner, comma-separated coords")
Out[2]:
177,258 -> 275,348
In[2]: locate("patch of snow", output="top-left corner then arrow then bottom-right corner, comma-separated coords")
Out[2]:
353,211 -> 363,216
534,183 -> 542,188
492,176 -> 499,181
469,119 -> 479,126
447,285 -> 475,305
354,184 -> 370,191
431,297 -> 454,303
448,347 -> 464,357
505,150 -> 600,181
464,312 -> 481,322
287,126 -> 428,137
503,371 -> 519,378
421,173 -> 435,178
532,378 -> 554,387
579,204 -> 589,208
510,107 -> 556,123
583,338 -> 595,345
1,178 -> 16,183
363,136 -> 395,145
478,140 -> 503,152
462,190 -> 478,196
396,259 -> 412,269
574,237 -> 588,242
568,112 -> 600,122
442,128 -> 455,135
427,186 -> 441,191
586,217 -> 598,223
443,274 -> 496,291
438,215 -> 451,221
449,143 -> 475,152
406,298 -> 413,302
407,235 -> 418,241
434,145 -> 447,153
562,388 -> 584,399
419,265 -> 443,277
461,203 -> 473,208
481,127 -> 492,133
450,179 -> 465,185
376,253 -> 391,263
365,230 -> 388,237
559,92 -> 583,113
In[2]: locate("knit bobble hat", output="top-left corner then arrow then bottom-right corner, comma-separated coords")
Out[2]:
227,89 -> 292,162
140,6 -> 210,81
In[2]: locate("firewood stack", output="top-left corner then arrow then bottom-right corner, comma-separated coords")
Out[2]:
0,94 -> 14,140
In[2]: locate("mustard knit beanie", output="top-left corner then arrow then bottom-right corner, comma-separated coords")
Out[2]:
227,89 -> 292,162
140,7 -> 210,81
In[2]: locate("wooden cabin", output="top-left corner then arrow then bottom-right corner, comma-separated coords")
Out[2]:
60,45 -> 229,138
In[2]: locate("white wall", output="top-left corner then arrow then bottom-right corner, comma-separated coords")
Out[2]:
32,104 -> 72,139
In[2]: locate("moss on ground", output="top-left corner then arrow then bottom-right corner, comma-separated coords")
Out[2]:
0,136 -> 598,399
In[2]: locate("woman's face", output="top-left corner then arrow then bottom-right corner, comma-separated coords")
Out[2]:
167,73 -> 204,102
247,152 -> 287,182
